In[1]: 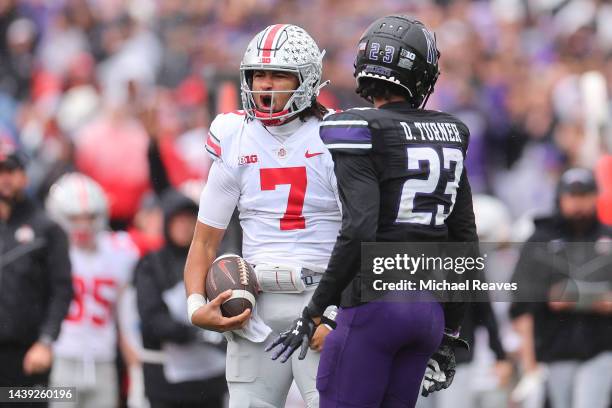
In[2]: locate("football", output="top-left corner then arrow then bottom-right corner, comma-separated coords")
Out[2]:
205,254 -> 259,317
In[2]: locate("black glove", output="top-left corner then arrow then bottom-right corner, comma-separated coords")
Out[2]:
265,307 -> 317,363
421,332 -> 469,397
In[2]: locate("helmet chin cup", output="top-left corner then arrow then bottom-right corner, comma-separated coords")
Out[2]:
253,108 -> 292,126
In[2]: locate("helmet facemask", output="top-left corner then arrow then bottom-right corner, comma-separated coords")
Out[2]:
66,213 -> 103,248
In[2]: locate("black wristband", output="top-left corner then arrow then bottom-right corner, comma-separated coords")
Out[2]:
320,315 -> 337,330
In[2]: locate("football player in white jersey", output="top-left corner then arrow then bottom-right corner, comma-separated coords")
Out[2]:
184,24 -> 341,407
46,173 -> 140,408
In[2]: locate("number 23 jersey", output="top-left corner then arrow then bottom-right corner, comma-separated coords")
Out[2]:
199,112 -> 342,269
320,104 -> 476,243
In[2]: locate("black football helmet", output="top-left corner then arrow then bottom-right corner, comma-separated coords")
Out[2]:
354,15 -> 440,108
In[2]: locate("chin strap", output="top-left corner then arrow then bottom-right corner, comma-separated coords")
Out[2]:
315,80 -> 331,96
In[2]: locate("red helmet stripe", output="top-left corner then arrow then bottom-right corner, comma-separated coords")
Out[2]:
76,175 -> 89,213
261,24 -> 287,58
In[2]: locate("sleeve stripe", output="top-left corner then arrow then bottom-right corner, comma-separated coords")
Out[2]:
208,130 -> 221,143
326,143 -> 372,149
320,120 -> 368,127
206,133 -> 222,157
321,126 -> 372,144
205,145 -> 221,159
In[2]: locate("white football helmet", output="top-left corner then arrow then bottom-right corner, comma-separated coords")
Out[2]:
240,24 -> 325,125
46,172 -> 108,245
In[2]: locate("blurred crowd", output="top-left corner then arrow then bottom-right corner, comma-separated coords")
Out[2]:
1,0 -> 611,222
0,0 -> 611,407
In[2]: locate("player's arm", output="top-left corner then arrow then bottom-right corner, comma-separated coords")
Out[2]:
422,159 -> 477,396
114,281 -> 141,367
443,167 -> 478,332
309,152 -> 379,316
445,167 -> 477,242
267,151 -> 379,362
184,161 -> 250,331
23,221 -> 73,375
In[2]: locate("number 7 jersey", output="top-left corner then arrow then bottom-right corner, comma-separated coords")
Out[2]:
199,111 -> 341,269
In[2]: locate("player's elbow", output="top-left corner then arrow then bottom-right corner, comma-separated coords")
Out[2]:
192,221 -> 226,252
341,222 -> 376,243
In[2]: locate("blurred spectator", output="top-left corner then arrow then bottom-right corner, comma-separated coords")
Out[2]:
37,8 -> 89,77
127,192 -> 164,258
417,194 -> 515,408
0,16 -> 37,101
135,190 -> 227,408
74,98 -> 150,230
510,168 -> 612,408
45,173 -> 140,408
143,101 -> 241,257
0,142 -> 72,402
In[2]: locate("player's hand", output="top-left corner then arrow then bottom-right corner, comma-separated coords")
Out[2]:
421,332 -> 469,397
265,307 -> 317,363
191,290 -> 251,332
23,342 -> 53,375
310,324 -> 331,352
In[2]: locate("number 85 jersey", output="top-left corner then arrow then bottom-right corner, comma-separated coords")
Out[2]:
199,112 -> 342,269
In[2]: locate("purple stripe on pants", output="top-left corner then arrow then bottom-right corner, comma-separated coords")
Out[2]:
317,296 -> 444,407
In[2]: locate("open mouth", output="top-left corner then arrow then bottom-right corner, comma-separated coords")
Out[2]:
259,95 -> 273,110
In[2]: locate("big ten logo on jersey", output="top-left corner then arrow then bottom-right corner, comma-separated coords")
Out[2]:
239,154 -> 259,166
67,277 -> 117,326
400,121 -> 462,143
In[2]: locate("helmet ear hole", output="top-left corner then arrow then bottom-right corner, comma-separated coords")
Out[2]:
245,70 -> 254,89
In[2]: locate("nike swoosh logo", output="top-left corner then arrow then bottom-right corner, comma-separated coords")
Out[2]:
218,260 -> 237,285
305,150 -> 323,158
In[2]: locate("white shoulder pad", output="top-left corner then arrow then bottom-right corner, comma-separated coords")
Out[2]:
205,111 -> 247,162
105,231 -> 139,259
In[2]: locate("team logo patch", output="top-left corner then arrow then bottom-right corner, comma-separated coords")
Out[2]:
239,154 -> 259,165
422,28 -> 438,65
15,225 -> 35,243
275,147 -> 288,159
398,58 -> 414,69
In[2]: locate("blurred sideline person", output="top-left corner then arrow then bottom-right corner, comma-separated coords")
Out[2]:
269,15 -> 476,407
416,194 -> 514,408
135,190 -> 228,408
511,167 -> 612,408
0,143 -> 72,407
46,173 -> 140,408
184,24 -> 341,407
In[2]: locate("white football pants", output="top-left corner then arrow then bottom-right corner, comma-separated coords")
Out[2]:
226,289 -> 320,408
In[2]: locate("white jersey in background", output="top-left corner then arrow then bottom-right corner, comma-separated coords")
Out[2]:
199,111 -> 341,269
54,231 -> 139,362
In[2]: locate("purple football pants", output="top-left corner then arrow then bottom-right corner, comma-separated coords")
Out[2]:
317,298 -> 444,407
